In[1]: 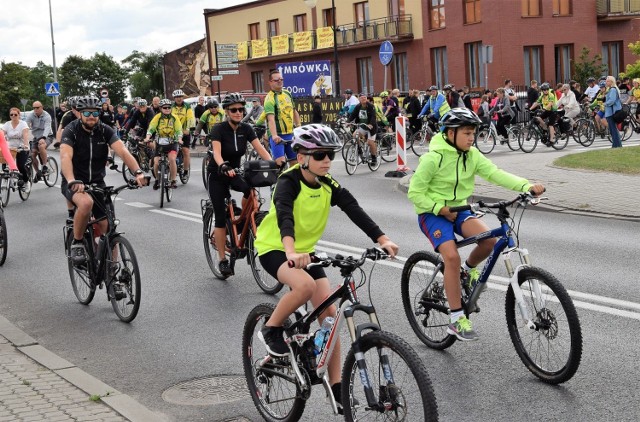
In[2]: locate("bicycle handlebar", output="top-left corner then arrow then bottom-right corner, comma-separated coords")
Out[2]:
448,191 -> 547,213
288,247 -> 389,270
70,177 -> 150,195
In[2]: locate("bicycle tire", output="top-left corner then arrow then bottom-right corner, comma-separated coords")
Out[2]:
242,303 -> 306,422
505,266 -> 582,384
401,251 -> 456,350
122,161 -> 137,184
474,127 -> 496,154
341,330 -> 439,421
367,147 -> 381,171
379,134 -> 396,162
342,138 -> 354,161
0,209 -> 7,266
109,235 -> 142,323
0,176 -> 9,208
202,206 -> 230,279
159,161 -> 166,208
179,165 -> 190,184
410,130 -> 431,156
248,211 -> 283,294
66,232 -> 96,305
18,166 -> 32,201
621,120 -> 633,141
202,154 -> 210,190
551,133 -> 569,150
166,175 -> 173,203
506,126 -> 521,151
344,143 -> 358,175
576,119 -> 595,147
44,157 -> 59,187
518,125 -> 539,153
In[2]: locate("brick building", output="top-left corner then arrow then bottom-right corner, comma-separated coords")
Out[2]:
202,0 -> 640,95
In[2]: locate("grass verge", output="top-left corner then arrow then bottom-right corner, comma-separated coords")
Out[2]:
553,145 -> 640,175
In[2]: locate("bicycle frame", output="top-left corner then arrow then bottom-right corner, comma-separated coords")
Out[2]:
226,189 -> 261,256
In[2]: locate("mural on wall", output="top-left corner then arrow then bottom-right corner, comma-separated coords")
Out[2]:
164,38 -> 211,97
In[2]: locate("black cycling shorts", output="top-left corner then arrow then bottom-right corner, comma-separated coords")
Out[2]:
61,179 -> 108,220
259,250 -> 327,281
154,143 -> 179,157
207,172 -> 251,229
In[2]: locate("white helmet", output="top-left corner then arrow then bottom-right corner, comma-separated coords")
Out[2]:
159,99 -> 172,107
172,89 -> 185,98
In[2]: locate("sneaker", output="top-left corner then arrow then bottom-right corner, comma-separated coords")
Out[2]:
447,316 -> 479,341
463,268 -> 480,289
219,259 -> 233,276
41,165 -> 48,175
170,180 -> 178,189
33,171 -> 42,183
112,282 -> 127,301
70,241 -> 87,265
153,180 -> 160,190
258,325 -> 289,357
10,171 -> 23,188
370,156 -> 378,166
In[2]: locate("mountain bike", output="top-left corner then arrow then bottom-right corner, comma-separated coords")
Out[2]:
376,129 -> 397,162
408,117 -> 436,156
401,193 -> 582,384
30,143 -> 59,187
474,118 -> 522,154
243,248 -> 439,421
122,134 -> 152,184
201,159 -> 281,294
343,129 -> 381,175
63,180 -> 147,323
155,138 -> 177,208
0,200 -> 6,266
0,147 -> 32,206
518,110 -> 569,152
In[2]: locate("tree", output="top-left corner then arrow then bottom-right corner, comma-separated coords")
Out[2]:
572,47 -> 607,88
621,39 -> 640,79
58,53 -> 128,105
123,50 -> 165,100
0,61 -> 32,118
28,61 -> 54,106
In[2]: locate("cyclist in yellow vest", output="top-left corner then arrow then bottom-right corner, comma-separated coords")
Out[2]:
529,83 -> 558,143
264,69 -> 301,168
195,99 -> 225,138
145,99 -> 183,189
170,89 -> 194,178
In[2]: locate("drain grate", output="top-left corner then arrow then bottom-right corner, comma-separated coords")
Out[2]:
162,375 -> 249,405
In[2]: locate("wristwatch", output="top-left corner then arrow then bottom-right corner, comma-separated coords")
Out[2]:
134,169 -> 144,176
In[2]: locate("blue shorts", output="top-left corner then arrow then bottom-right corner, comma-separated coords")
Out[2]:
596,110 -> 605,119
269,133 -> 296,161
418,211 -> 477,251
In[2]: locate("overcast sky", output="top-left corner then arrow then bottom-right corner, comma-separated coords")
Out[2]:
1,0 -> 254,68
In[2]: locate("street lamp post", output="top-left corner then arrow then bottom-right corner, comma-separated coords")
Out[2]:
48,0 -> 59,130
304,0 -> 341,97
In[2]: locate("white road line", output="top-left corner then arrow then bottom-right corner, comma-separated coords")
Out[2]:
125,202 -> 154,208
149,209 -> 201,223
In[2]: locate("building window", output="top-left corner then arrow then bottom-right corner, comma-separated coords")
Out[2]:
555,44 -> 574,83
602,41 -> 622,77
523,46 -> 543,85
267,19 -> 279,37
464,0 -> 481,24
354,2 -> 370,25
356,57 -> 373,95
294,14 -> 307,32
249,23 -> 260,40
465,41 -> 484,89
521,0 -> 541,17
431,47 -> 448,89
251,71 -> 264,93
552,0 -> 571,15
429,0 -> 446,29
392,53 -> 409,92
388,0 -> 405,17
323,8 -> 334,27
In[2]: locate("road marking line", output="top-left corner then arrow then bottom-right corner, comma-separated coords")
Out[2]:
125,202 -> 154,208
149,209 -> 201,223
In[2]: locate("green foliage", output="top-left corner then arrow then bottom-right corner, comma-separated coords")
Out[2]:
621,39 -> 640,79
573,47 -> 607,88
123,50 -> 165,100
59,53 -> 128,105
0,61 -> 32,119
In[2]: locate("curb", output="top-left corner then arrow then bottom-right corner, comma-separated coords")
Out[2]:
0,314 -> 167,422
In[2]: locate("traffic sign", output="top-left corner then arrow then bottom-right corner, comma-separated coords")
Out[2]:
219,70 -> 240,75
100,88 -> 109,98
379,41 -> 393,66
218,63 -> 239,69
217,44 -> 237,50
211,75 -> 223,81
45,82 -> 60,97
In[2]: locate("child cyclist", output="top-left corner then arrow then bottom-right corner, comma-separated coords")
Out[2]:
408,108 -> 544,341
254,124 -> 399,409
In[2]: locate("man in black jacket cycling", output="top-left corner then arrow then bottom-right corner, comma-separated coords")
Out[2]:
348,94 -> 378,165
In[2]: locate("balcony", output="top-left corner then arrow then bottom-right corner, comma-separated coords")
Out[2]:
241,14 -> 413,63
596,0 -> 640,20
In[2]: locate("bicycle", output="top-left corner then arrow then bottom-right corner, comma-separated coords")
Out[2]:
201,159 -> 281,294
122,134 -> 152,184
155,138 -> 179,208
30,140 -> 59,187
401,192 -> 582,384
376,129 -> 397,163
0,147 -> 33,206
343,129 -> 381,175
63,180 -> 147,323
243,248 -> 439,421
0,200 -> 6,266
518,110 -> 569,153
474,116 -> 522,154
408,117 -> 436,156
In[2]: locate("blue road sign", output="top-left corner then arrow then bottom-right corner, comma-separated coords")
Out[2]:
45,82 -> 60,97
379,41 -> 394,66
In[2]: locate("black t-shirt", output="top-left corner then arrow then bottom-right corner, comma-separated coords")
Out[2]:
61,120 -> 119,184
99,110 -> 115,127
59,110 -> 78,130
194,104 -> 206,120
207,121 -> 257,177
312,102 -> 323,123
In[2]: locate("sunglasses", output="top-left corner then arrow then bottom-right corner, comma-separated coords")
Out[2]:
210,105 -> 219,108
271,78 -> 284,82
303,150 -> 335,161
10,113 -> 18,117
161,106 -> 171,110
227,107 -> 244,113
33,106 -> 42,109
81,111 -> 100,117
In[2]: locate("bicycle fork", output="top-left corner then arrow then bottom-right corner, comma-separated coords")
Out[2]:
503,248 -> 541,330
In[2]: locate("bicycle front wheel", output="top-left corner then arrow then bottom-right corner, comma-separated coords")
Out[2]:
506,126 -> 521,151
159,162 -> 166,208
243,303 -> 306,422
518,126 -> 539,153
18,166 -> 32,201
410,130 -> 431,156
66,233 -> 95,305
551,133 -> 569,150
202,206 -> 230,279
401,251 -> 456,350
44,157 -> 59,187
344,143 -> 359,175
379,133 -> 396,162
575,119 -> 595,147
342,330 -> 439,421
109,235 -> 141,323
474,127 -> 496,154
0,209 -> 7,266
0,176 -> 9,208
201,154 -> 210,190
248,212 -> 283,294
505,266 -> 582,384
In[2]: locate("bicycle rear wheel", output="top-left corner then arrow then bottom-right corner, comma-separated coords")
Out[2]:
505,266 -> 582,384
401,251 -> 456,350
0,176 -> 9,208
159,161 -> 166,208
621,120 -> 633,141
341,330 -> 439,421
18,166 -> 32,201
0,209 -> 7,266
410,130 -> 431,156
43,157 -> 59,187
109,235 -> 141,323
575,119 -> 595,147
344,143 -> 359,175
242,303 -> 306,422
179,165 -> 190,184
518,126 -> 539,153
248,211 -> 283,294
202,205 -> 231,279
506,126 -> 521,151
66,233 -> 96,305
474,127 -> 496,154
202,154 -> 210,190
379,134 -> 396,162
551,133 -> 569,150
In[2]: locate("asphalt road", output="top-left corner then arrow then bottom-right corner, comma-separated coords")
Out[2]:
1,145 -> 639,421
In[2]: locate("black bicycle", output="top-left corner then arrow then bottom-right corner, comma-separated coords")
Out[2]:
63,180 -> 147,322
122,134 -> 152,184
243,248 -> 438,421
0,147 -> 32,206
0,199 -> 6,266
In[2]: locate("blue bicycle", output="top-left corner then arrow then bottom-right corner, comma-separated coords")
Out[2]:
401,193 -> 582,384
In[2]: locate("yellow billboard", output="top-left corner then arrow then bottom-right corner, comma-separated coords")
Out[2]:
251,39 -> 269,58
316,27 -> 334,49
293,31 -> 312,52
271,34 -> 289,55
237,41 -> 248,61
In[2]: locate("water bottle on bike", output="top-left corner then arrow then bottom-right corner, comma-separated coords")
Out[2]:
313,316 -> 335,355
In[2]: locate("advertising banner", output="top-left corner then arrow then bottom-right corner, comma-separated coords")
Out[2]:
276,60 -> 333,97
251,39 -> 269,58
271,34 -> 289,55
293,31 -> 312,52
316,27 -> 334,49
237,41 -> 248,61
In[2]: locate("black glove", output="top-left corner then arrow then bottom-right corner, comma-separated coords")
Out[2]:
218,161 -> 232,176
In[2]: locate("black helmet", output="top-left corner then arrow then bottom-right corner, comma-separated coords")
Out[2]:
75,95 -> 102,111
540,83 -> 551,91
221,92 -> 246,109
292,124 -> 342,151
206,99 -> 219,108
428,85 -> 438,91
345,89 -> 353,94
439,108 -> 483,131
443,84 -> 453,91
586,77 -> 596,83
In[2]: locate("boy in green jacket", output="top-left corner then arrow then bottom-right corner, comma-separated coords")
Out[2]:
408,108 -> 545,341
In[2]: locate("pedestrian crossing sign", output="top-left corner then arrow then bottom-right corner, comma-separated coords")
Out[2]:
45,82 -> 60,97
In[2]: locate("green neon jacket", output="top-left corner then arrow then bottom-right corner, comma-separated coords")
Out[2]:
408,132 -> 532,216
